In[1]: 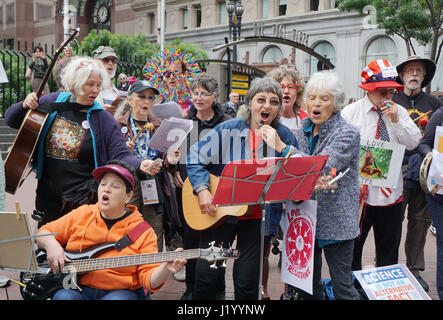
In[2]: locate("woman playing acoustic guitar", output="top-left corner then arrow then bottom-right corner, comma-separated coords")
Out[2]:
5,56 -> 162,226
186,77 -> 298,300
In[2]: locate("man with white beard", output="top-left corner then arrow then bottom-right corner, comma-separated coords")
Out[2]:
393,56 -> 441,293
93,46 -> 123,115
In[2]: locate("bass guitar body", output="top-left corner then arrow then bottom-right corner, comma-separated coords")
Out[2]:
4,109 -> 48,194
182,174 -> 248,230
20,242 -> 116,300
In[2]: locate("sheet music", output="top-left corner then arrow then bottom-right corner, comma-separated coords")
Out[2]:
147,117 -> 193,154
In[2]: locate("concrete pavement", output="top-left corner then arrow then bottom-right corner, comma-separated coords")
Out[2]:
0,172 -> 439,300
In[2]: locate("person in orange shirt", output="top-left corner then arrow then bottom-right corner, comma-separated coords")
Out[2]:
35,160 -> 186,300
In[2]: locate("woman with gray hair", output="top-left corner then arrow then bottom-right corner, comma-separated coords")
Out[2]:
170,72 -> 231,299
267,66 -> 308,132
5,56 -> 161,227
186,76 -> 298,300
289,71 -> 362,300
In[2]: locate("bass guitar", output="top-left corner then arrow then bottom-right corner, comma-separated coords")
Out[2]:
20,242 -> 239,300
182,174 -> 248,230
4,28 -> 80,194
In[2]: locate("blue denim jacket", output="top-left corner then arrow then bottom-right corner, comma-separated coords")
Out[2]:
186,118 -> 298,193
186,118 -> 298,230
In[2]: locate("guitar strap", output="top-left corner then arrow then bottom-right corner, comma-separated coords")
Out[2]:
114,220 -> 152,251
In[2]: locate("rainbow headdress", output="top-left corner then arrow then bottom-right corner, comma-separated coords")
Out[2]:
143,47 -> 201,105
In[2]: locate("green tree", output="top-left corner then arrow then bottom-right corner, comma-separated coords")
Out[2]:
338,0 -> 442,66
72,30 -> 208,62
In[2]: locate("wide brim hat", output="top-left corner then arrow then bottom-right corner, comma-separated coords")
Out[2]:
396,55 -> 436,88
93,46 -> 118,60
359,59 -> 404,92
92,164 -> 135,190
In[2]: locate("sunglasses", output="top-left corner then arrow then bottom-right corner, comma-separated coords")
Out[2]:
137,94 -> 156,101
165,70 -> 180,79
102,57 -> 117,64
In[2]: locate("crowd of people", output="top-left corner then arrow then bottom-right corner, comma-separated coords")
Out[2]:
1,43 -> 442,301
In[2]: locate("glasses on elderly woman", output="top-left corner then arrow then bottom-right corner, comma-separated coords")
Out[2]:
137,94 -> 156,101
254,97 -> 280,107
280,84 -> 297,91
192,92 -> 214,98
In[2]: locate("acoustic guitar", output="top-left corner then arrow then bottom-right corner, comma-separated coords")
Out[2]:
4,28 -> 80,194
20,242 -> 239,300
182,174 -> 248,230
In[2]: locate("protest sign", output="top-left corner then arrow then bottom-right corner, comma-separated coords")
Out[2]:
354,264 -> 431,300
358,137 -> 405,188
280,200 -> 317,295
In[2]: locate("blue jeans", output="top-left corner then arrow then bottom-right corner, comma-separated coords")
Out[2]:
425,194 -> 443,299
53,286 -> 146,300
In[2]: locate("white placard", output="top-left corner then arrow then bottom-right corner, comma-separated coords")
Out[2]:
354,264 -> 431,300
280,200 -> 317,295
358,137 -> 405,188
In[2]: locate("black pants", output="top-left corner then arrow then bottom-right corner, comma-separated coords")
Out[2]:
352,201 -> 403,270
192,219 -> 262,300
176,187 -> 201,294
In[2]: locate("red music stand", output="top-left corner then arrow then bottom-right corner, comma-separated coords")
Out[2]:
212,154 -> 329,299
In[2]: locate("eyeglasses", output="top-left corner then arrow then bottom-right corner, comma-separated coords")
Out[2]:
165,70 -> 180,79
280,84 -> 297,91
404,67 -> 424,75
137,94 -> 156,101
192,92 -> 214,98
254,97 -> 280,107
376,88 -> 397,96
102,57 -> 117,64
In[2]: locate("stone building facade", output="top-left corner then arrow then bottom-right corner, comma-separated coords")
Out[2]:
1,0 -> 441,100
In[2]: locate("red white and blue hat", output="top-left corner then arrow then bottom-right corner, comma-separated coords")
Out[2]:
359,59 -> 404,92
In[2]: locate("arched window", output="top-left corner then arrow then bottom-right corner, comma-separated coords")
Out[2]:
262,46 -> 283,63
365,37 -> 397,65
309,41 -> 336,75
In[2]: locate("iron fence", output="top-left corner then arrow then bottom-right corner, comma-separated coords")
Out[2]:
0,41 -> 150,117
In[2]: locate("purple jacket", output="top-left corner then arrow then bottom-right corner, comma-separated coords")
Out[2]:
5,91 -> 142,177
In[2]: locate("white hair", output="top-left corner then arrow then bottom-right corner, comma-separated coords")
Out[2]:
305,71 -> 345,111
60,56 -> 111,96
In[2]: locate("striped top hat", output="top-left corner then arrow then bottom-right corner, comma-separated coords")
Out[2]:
359,59 -> 404,92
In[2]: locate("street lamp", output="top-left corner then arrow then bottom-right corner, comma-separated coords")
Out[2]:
226,1 -> 243,62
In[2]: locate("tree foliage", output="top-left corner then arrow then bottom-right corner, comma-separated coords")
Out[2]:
71,30 -> 209,61
337,0 -> 442,65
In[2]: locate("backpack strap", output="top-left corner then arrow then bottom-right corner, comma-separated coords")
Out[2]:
114,221 -> 152,251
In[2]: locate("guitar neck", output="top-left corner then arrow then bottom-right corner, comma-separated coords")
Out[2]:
66,248 -> 201,273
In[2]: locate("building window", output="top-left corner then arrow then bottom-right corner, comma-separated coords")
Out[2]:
261,0 -> 269,18
262,46 -> 283,63
149,13 -> 155,34
38,5 -> 52,20
6,3 -> 14,24
365,37 -> 397,65
183,7 -> 188,29
220,2 -> 226,24
193,4 -> 201,28
310,41 -> 336,75
310,0 -> 319,11
279,0 -> 287,16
